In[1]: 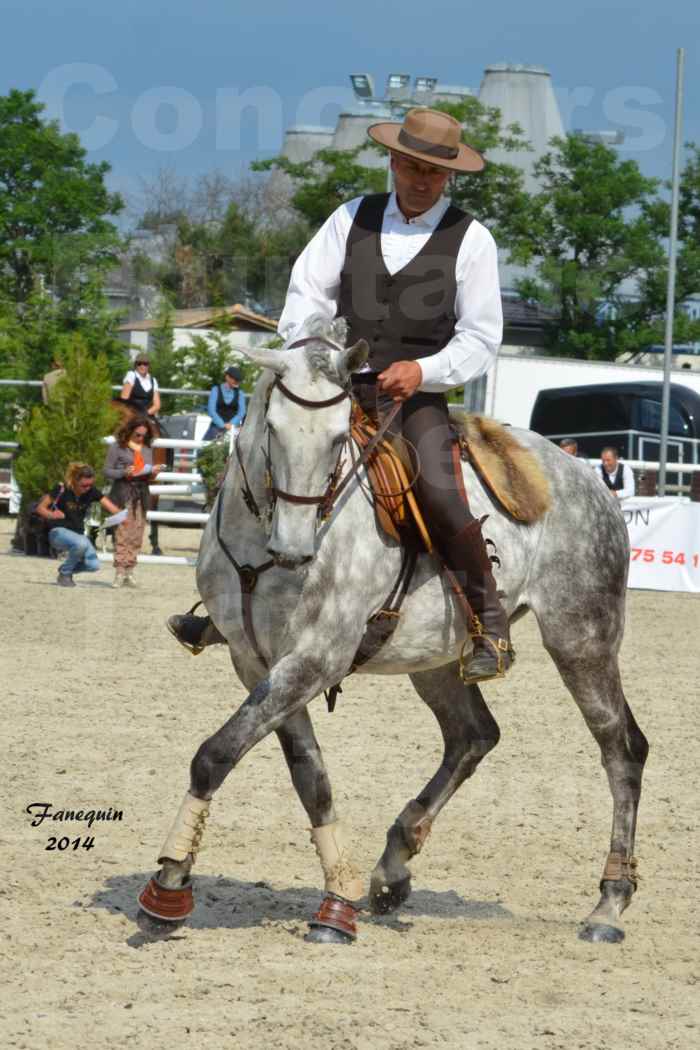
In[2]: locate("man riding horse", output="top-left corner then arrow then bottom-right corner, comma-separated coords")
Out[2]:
169,107 -> 512,684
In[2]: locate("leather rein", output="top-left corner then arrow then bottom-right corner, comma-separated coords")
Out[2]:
217,337 -> 404,673
238,338 -> 403,528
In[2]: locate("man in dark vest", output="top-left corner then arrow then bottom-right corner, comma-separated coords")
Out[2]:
167,107 -> 512,683
595,446 -> 635,500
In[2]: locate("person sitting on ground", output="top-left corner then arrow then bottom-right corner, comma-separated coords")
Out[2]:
104,417 -> 163,587
203,366 -> 247,440
35,463 -> 121,587
120,354 -> 161,417
595,446 -> 635,500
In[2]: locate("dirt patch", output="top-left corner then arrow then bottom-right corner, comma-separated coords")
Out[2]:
1,517 -> 698,1050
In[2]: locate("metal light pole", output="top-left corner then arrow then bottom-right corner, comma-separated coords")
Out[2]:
349,73 -> 439,193
658,48 -> 685,495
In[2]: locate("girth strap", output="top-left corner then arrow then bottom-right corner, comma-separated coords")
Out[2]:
324,543 -> 418,712
215,494 -> 274,668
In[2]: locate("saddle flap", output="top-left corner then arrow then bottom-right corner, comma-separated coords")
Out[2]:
351,409 -> 432,550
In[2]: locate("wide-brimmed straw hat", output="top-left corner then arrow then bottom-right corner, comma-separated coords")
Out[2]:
368,107 -> 485,173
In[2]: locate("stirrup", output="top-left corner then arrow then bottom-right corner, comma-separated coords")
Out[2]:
166,616 -> 206,656
458,633 -> 513,685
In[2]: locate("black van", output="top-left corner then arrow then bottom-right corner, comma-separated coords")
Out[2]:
529,381 -> 700,468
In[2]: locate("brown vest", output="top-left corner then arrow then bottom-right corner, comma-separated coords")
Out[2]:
338,193 -> 473,372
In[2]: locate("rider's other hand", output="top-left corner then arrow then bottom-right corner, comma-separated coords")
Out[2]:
378,361 -> 423,402
124,466 -> 135,478
152,464 -> 162,475
224,422 -> 232,430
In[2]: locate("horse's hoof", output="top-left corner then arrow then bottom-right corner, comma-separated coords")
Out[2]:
305,924 -> 354,945
151,547 -> 163,557
369,875 -> 411,915
138,875 -> 194,922
578,922 -> 625,943
136,908 -> 186,939
306,895 -> 358,943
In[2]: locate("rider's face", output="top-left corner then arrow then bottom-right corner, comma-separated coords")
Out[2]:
391,153 -> 451,217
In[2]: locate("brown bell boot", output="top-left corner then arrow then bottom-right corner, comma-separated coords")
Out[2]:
437,517 -> 514,685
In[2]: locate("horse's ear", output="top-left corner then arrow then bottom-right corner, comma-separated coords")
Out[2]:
338,339 -> 369,380
235,346 -> 289,375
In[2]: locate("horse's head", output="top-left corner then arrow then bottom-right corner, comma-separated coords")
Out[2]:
238,317 -> 368,568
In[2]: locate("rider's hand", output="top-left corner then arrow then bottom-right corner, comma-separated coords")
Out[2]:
152,464 -> 163,475
224,422 -> 232,431
52,509 -> 65,520
377,361 -> 423,402
124,466 -> 135,478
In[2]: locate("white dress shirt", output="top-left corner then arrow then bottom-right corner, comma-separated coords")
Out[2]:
123,370 -> 159,392
595,461 -> 636,500
278,193 -> 503,392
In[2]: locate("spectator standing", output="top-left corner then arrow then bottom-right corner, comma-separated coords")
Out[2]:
35,463 -> 120,587
203,366 -> 246,440
41,357 -> 66,404
120,354 -> 161,417
595,446 -> 635,500
559,438 -> 579,456
104,418 -> 162,587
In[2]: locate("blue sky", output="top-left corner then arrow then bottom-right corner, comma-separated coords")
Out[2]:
3,0 -> 698,212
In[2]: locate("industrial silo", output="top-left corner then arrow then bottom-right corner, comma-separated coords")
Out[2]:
281,125 -> 335,163
478,63 -> 564,194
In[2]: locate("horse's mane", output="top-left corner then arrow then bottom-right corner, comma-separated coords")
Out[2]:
287,313 -> 350,388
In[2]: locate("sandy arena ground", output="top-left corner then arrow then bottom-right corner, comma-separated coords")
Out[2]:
1,516 -> 698,1050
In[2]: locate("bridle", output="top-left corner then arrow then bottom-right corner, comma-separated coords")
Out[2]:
216,336 -> 411,673
263,375 -> 351,522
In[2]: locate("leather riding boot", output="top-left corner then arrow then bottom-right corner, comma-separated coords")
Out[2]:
437,517 -> 514,685
166,613 -> 226,655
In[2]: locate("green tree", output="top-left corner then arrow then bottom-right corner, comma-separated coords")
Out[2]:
0,88 -> 124,303
14,336 -> 118,500
253,147 -> 386,228
434,96 -> 535,250
0,287 -> 129,440
513,134 -> 700,359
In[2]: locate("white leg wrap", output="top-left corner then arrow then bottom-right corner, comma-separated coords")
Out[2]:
309,821 -> 364,902
157,792 -> 211,864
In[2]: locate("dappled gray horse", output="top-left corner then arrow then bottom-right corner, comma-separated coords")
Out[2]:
139,317 -> 648,945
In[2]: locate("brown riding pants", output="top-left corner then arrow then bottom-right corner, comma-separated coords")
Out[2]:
114,502 -> 146,572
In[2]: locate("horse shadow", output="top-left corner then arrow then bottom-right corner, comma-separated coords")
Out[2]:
88,872 -> 514,948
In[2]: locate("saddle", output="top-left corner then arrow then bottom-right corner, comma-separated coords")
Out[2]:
351,406 -> 551,549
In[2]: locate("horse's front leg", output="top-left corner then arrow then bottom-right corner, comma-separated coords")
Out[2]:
276,708 -> 363,944
138,652 -> 362,934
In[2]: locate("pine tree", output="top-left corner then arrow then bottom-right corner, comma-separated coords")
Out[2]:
14,335 -> 118,499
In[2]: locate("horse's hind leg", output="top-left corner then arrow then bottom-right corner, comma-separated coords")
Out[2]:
540,634 -> 648,943
369,664 -> 500,915
276,708 -> 363,944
